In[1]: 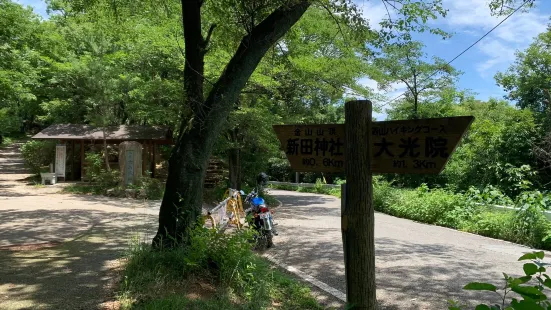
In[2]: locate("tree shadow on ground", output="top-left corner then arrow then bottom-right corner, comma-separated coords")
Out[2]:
0,209 -> 157,310
269,190 -> 526,310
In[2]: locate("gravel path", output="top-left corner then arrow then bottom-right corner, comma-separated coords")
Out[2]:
0,143 -> 159,309
268,189 -> 545,310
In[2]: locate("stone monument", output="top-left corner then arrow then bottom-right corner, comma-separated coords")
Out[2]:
119,141 -> 143,186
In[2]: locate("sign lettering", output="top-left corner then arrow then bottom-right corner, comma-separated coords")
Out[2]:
273,116 -> 473,174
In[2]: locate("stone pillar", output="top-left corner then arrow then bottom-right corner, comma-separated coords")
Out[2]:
119,141 -> 143,187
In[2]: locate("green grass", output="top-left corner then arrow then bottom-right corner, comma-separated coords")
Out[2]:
268,184 -> 342,198
62,184 -> 102,195
118,228 -> 325,310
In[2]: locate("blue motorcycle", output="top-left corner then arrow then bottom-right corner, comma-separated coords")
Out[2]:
244,188 -> 277,248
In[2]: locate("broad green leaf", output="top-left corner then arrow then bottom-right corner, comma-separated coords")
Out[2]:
510,276 -> 533,287
519,253 -> 538,261
511,299 -> 545,310
511,286 -> 547,301
535,251 -> 545,259
475,305 -> 491,310
464,282 -> 497,292
524,263 -> 539,276
543,278 -> 551,289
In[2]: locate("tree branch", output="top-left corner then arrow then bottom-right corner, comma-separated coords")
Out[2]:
199,0 -> 312,130
202,24 -> 217,52
381,0 -> 393,23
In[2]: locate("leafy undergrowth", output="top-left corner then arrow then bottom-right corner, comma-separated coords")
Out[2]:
63,184 -> 102,195
268,179 -> 342,198
118,227 -> 323,310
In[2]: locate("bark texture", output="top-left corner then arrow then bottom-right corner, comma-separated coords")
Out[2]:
153,0 -> 311,248
342,100 -> 376,309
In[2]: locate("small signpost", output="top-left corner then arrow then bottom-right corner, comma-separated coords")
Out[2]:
55,144 -> 66,180
273,101 -> 473,309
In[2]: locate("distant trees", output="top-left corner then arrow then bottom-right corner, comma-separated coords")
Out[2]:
374,41 -> 459,118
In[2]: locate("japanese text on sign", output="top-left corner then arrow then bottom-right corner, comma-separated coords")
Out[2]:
273,116 -> 474,174
273,124 -> 345,173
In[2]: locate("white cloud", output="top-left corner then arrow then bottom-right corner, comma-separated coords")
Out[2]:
356,0 -> 390,30
442,0 -> 548,77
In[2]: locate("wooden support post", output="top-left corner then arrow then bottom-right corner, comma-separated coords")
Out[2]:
151,143 -> 156,178
142,141 -> 147,175
342,100 -> 375,309
71,140 -> 76,181
295,172 -> 299,184
80,140 -> 84,181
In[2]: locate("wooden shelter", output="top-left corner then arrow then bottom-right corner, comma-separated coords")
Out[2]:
32,124 -> 173,181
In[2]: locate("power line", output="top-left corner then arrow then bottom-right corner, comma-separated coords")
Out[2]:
378,0 -> 532,108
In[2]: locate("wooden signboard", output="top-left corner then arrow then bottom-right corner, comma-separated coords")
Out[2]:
273,116 -> 474,174
371,116 -> 474,174
272,124 -> 345,173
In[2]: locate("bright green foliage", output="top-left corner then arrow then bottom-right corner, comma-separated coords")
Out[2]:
375,40 -> 459,117
386,97 -> 540,195
119,227 -> 322,309
444,99 -> 540,195
495,28 -> 551,117
20,140 -> 55,174
0,0 -> 43,133
451,251 -> 551,310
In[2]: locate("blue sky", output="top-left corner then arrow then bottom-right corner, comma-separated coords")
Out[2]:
16,0 -> 551,120
357,0 -> 551,119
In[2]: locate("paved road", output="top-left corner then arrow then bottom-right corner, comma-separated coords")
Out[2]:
268,189 -> 540,310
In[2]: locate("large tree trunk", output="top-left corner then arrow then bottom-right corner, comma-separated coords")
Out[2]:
153,0 -> 311,248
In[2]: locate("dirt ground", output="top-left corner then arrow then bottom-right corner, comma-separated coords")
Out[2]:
0,143 -> 159,309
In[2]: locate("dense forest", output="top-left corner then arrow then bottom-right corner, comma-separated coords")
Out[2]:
2,0 -> 550,240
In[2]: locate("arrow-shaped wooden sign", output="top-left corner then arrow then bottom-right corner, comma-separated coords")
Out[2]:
273,116 -> 474,174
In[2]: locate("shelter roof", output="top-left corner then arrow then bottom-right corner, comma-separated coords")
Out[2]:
32,124 -> 173,143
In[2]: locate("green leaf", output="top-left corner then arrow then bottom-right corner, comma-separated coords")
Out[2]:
511,286 -> 547,301
543,278 -> 551,289
475,305 -> 491,310
535,251 -> 545,259
524,263 -> 539,276
511,299 -> 545,310
464,282 -> 497,292
510,276 -> 533,287
519,253 -> 539,261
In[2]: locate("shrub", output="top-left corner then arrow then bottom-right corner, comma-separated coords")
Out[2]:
450,251 -> 551,310
20,140 -> 56,174
137,176 -> 164,200
83,152 -> 121,193
119,227 -> 322,309
374,184 -> 464,226
514,194 -> 551,249
84,152 -> 104,181
460,210 -> 518,241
